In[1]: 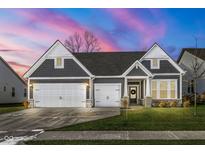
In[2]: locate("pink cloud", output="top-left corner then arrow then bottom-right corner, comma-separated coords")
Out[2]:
14,9 -> 120,51
106,9 -> 166,48
0,9 -> 122,76
7,61 -> 30,77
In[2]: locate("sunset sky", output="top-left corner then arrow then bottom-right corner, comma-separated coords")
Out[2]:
1,8 -> 205,77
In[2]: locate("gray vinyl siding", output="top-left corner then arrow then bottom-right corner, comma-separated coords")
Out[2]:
127,67 -> 147,76
30,79 -> 89,99
93,78 -> 124,103
153,75 -> 180,99
180,63 -> 205,95
0,59 -> 26,104
141,60 -> 179,73
30,59 -> 89,77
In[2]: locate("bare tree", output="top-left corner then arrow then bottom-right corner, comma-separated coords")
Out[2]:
64,31 -> 101,52
190,37 -> 205,116
84,31 -> 101,52
65,32 -> 82,52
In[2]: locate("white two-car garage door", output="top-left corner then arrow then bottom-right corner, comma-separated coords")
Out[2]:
33,83 -> 86,107
94,84 -> 121,107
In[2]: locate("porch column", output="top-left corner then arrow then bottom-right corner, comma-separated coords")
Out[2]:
145,77 -> 152,107
89,78 -> 93,100
179,74 -> 183,106
145,77 -> 151,97
143,79 -> 146,98
87,78 -> 93,108
124,77 -> 128,96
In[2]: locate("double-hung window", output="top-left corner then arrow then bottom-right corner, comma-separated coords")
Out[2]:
152,80 -> 157,99
160,81 -> 168,98
151,80 -> 177,99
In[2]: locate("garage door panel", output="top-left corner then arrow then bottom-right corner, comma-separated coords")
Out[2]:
33,83 -> 86,107
94,84 -> 121,107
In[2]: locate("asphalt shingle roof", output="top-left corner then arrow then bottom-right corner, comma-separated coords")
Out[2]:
73,52 -> 146,76
180,48 -> 205,61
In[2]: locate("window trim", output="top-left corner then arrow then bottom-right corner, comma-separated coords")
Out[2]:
151,79 -> 177,99
151,59 -> 160,69
54,57 -> 64,69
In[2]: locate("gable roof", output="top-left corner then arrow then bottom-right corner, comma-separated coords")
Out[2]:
24,40 -> 184,78
178,48 -> 205,62
73,52 -> 146,76
0,56 -> 26,85
23,40 -> 93,78
140,43 -> 185,74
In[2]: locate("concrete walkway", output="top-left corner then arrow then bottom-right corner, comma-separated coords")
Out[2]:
34,131 -> 205,140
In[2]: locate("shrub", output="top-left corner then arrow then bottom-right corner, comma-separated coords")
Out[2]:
183,100 -> 190,108
23,101 -> 30,109
121,97 -> 129,109
170,101 -> 177,107
159,101 -> 167,108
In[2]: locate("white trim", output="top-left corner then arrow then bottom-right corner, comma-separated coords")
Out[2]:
27,78 -> 30,100
145,77 -> 151,97
143,79 -> 146,98
94,83 -> 122,86
151,59 -> 160,69
124,77 -> 128,96
139,43 -> 158,61
180,74 -> 182,99
151,79 -> 178,99
23,40 -> 93,78
126,76 -> 149,79
54,57 -> 64,69
89,78 -> 93,100
29,77 -> 91,80
122,60 -> 153,77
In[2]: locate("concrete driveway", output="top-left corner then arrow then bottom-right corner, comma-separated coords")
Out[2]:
0,107 -> 120,143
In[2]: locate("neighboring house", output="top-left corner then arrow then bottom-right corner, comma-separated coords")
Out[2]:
23,40 -> 185,108
178,48 -> 205,96
0,57 -> 27,104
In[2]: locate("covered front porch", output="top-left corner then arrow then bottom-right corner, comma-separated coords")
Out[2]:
123,76 -> 152,107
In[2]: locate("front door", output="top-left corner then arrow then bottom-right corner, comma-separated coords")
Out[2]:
129,86 -> 139,105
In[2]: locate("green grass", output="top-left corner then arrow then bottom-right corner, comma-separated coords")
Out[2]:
51,105 -> 205,131
24,140 -> 205,145
0,104 -> 24,114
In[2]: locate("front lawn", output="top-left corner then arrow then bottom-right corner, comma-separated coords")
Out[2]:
24,140 -> 205,145
0,104 -> 24,114
51,105 -> 205,131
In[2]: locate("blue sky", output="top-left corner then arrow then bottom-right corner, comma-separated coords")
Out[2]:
0,8 -> 205,75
